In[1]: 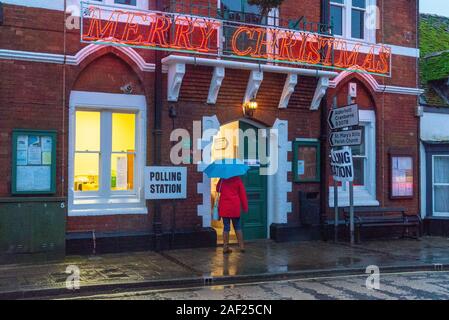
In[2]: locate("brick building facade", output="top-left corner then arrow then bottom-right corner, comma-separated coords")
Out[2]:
0,0 -> 423,254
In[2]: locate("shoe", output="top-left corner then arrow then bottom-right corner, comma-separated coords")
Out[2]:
223,247 -> 232,254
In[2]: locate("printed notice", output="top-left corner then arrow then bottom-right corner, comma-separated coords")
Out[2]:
297,160 -> 305,175
17,135 -> 28,151
116,156 -> 128,190
17,150 -> 27,165
41,136 -> 52,152
27,135 -> 42,165
16,166 -> 51,192
42,151 -> 52,165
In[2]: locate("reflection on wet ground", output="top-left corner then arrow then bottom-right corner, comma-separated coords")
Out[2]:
0,237 -> 449,295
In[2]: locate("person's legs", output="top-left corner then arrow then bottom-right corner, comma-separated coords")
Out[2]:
222,218 -> 232,254
232,218 -> 245,252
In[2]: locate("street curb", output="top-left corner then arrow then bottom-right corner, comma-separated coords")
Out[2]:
1,262 -> 447,299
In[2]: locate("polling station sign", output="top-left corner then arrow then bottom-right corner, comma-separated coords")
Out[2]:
145,166 -> 187,199
330,149 -> 354,182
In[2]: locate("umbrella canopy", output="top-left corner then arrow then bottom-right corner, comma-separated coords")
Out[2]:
204,158 -> 250,179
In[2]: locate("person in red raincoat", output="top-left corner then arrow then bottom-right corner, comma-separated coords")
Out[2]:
216,176 -> 248,254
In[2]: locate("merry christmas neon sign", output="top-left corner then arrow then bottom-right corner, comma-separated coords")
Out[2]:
81,2 -> 392,77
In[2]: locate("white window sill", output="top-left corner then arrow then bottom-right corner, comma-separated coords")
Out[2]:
328,187 -> 379,207
432,212 -> 449,218
68,205 -> 148,216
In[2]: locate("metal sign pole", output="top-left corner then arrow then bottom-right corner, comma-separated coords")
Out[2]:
349,179 -> 355,245
332,96 -> 338,243
347,95 -> 355,245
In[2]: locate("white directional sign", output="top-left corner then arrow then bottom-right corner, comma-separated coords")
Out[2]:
329,129 -> 363,147
328,104 -> 359,130
330,148 -> 354,182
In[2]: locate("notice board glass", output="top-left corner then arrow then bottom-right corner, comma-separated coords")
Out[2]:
390,155 -> 414,199
12,129 -> 57,194
293,140 -> 321,183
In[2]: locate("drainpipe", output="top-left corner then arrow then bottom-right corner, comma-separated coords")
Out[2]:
152,0 -> 164,251
319,0 -> 330,236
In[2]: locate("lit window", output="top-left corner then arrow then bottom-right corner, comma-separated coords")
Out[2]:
111,113 -> 136,191
74,111 -> 136,194
74,111 -> 100,192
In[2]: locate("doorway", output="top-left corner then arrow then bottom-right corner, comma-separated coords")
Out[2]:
211,120 -> 268,244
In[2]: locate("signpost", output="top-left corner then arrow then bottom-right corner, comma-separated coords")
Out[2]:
329,129 -> 362,148
328,104 -> 359,130
329,103 -> 360,245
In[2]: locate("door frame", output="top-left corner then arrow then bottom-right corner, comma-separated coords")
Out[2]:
238,119 -> 268,239
197,116 -> 292,239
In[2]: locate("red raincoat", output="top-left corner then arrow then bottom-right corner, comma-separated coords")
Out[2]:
216,177 -> 249,218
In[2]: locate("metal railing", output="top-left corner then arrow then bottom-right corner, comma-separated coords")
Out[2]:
165,0 -> 332,35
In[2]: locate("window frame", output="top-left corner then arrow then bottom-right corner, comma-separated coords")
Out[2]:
432,155 -> 449,216
330,0 -> 377,43
68,91 -> 147,217
389,153 -> 414,200
217,0 -> 280,57
329,109 -> 378,207
89,0 -> 148,10
293,139 -> 321,183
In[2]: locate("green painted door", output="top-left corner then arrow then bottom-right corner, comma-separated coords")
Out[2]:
239,121 -> 267,240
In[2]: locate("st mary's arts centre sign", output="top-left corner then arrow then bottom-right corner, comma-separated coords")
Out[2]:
80,1 -> 392,77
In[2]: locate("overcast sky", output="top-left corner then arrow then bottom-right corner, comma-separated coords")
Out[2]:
420,0 -> 449,17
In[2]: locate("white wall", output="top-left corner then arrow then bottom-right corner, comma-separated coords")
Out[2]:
421,112 -> 449,142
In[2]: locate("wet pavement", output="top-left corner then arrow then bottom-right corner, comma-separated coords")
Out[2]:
0,237 -> 448,298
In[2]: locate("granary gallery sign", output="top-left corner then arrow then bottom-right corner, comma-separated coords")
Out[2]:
81,2 -> 392,77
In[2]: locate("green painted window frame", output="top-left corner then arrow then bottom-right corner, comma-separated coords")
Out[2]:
11,129 -> 57,195
293,139 -> 321,183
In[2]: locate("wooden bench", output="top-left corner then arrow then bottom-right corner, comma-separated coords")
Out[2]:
342,207 -> 422,242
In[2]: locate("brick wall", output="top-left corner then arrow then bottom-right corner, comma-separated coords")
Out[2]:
0,1 -> 420,234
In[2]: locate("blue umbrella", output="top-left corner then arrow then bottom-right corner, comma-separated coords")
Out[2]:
204,158 -> 250,179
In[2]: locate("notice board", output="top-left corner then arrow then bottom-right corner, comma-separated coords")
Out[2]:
11,129 -> 57,194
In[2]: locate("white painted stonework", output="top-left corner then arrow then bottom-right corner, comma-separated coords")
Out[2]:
278,74 -> 298,109
267,119 -> 292,229
197,115 -> 220,228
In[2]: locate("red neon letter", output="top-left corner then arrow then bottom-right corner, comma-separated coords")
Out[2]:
278,31 -> 296,61
173,16 -> 195,50
148,14 -> 171,47
84,7 -> 122,41
334,40 -> 361,68
376,46 -> 391,74
196,19 -> 219,53
121,13 -> 147,45
231,27 -> 255,56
